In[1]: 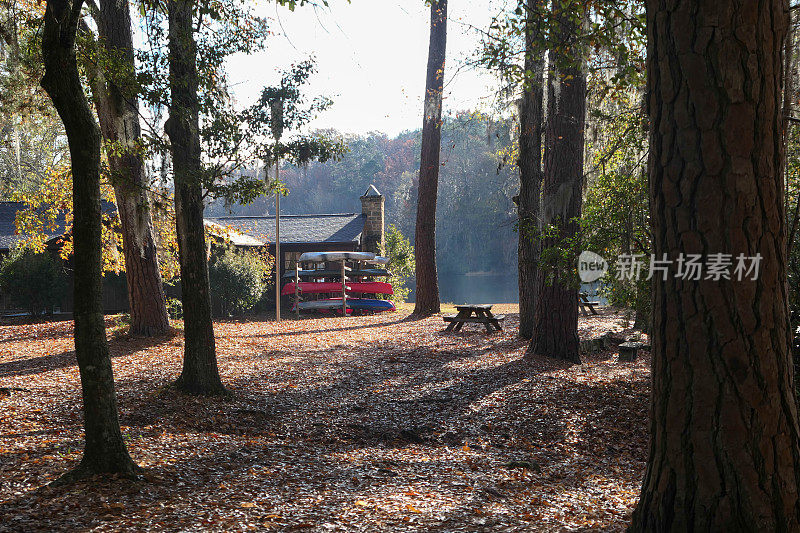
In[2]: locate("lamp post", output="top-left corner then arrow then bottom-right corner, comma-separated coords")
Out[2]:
274,154 -> 280,321
270,97 -> 284,322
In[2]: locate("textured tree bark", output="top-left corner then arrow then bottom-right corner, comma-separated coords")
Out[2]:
40,0 -> 139,480
630,0 -> 800,530
517,0 -> 545,340
165,0 -> 225,395
527,0 -> 586,364
632,287 -> 651,334
413,0 -> 446,317
92,0 -> 169,336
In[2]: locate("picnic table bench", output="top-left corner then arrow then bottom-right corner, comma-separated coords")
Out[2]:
578,292 -> 600,317
443,304 -> 505,333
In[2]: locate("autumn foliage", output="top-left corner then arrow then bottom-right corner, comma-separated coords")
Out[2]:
0,308 -> 647,530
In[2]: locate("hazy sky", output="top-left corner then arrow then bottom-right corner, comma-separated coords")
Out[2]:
225,0 -> 509,137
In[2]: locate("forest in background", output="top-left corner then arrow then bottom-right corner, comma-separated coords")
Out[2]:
206,112 -> 521,299
3,0 -> 797,322
0,0 -> 651,307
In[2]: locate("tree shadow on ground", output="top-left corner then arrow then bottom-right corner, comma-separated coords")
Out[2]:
0,312 -> 646,531
0,329 -> 178,379
0,322 -> 76,345
0,359 -> 648,531
117,338 -> 541,438
236,317 -> 410,339
0,314 -> 74,327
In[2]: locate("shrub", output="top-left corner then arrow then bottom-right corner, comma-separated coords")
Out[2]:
382,225 -> 415,302
0,248 -> 67,315
209,244 -> 272,317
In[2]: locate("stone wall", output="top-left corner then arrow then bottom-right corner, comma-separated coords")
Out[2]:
360,193 -> 385,254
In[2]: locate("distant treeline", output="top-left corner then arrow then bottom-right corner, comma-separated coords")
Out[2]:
207,112 -> 520,280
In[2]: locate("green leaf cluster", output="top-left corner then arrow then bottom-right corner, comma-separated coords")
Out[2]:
582,91 -> 649,311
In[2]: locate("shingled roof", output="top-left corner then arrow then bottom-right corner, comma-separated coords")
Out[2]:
0,201 -> 117,252
204,213 -> 365,245
0,202 -> 366,252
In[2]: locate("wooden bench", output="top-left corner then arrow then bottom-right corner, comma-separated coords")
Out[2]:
443,304 -> 504,333
578,292 -> 600,317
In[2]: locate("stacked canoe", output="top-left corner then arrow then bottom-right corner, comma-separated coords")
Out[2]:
282,251 -> 396,316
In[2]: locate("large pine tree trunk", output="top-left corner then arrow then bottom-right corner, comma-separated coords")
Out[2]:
630,1 -> 800,529
413,0 -> 446,317
527,0 -> 586,364
165,0 -> 224,395
41,0 -> 139,479
93,0 -> 169,336
517,0 -> 545,340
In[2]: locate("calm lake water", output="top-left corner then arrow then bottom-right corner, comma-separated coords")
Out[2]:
407,272 -> 607,305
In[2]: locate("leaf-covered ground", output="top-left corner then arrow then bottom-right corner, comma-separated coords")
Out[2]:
0,306 -> 649,531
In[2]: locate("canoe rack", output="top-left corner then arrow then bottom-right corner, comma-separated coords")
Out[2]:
284,251 -> 396,318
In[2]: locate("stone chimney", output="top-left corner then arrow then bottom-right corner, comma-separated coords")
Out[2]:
360,184 -> 385,254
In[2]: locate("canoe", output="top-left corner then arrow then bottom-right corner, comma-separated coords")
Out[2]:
299,251 -> 375,262
282,269 -> 391,279
281,282 -> 347,296
295,299 -> 352,312
367,255 -> 390,265
347,298 -> 396,312
293,298 -> 395,313
282,282 -> 392,296
347,282 -> 394,295
347,269 -> 391,278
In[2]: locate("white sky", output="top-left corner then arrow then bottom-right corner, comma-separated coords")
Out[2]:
225,0 -> 510,137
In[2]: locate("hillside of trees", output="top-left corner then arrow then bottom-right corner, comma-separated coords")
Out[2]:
206,112 -> 520,299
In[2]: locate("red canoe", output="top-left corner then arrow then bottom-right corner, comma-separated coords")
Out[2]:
281,282 -> 347,296
347,282 -> 394,295
282,281 -> 394,296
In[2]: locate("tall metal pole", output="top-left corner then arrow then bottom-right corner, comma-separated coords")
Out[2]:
275,156 -> 281,321
269,96 -> 284,323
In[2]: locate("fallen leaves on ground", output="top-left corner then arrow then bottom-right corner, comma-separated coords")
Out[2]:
0,307 -> 649,532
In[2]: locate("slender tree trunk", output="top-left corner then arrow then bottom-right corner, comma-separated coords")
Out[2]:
786,10 -> 800,257
92,0 -> 169,336
413,0 -> 446,317
783,8 -> 793,222
527,0 -> 586,364
630,1 -> 800,529
165,0 -> 224,395
517,0 -> 545,339
40,0 -> 139,480
1,5 -> 22,195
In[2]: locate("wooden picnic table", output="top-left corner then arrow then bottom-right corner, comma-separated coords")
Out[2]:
443,304 -> 505,333
578,292 -> 600,316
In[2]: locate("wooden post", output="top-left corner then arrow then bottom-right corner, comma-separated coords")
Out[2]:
295,262 -> 300,319
341,259 -> 347,317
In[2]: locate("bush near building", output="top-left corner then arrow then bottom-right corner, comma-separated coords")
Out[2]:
383,224 -> 414,302
0,248 -> 67,316
209,244 -> 272,317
